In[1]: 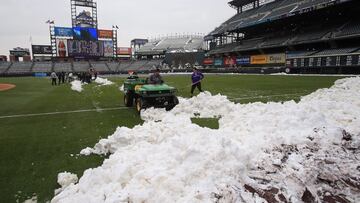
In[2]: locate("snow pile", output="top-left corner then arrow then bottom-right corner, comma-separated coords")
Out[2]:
95,77 -> 114,86
119,84 -> 125,93
53,77 -> 360,203
70,80 -> 83,92
54,172 -> 78,195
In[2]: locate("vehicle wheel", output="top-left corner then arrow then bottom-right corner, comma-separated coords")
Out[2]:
136,98 -> 147,113
173,96 -> 179,105
166,96 -> 179,111
124,93 -> 133,107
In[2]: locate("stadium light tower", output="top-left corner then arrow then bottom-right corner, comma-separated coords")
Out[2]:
112,25 -> 119,59
46,20 -> 56,58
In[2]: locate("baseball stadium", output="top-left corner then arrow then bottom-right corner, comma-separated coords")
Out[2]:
0,0 -> 359,202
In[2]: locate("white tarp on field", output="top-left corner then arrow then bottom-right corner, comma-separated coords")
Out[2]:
54,77 -> 360,203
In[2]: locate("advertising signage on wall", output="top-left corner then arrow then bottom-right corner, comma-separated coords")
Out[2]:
54,27 -> 73,37
214,58 -> 223,66
103,41 -> 114,57
224,56 -> 236,66
203,58 -> 214,65
251,55 -> 268,65
98,30 -> 113,39
32,45 -> 52,55
251,54 -> 286,65
268,54 -> 286,64
56,39 -> 68,57
117,47 -> 132,55
236,56 -> 250,65
67,40 -> 104,57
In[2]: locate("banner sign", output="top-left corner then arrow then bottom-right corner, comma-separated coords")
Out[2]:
56,39 -> 68,57
67,40 -> 104,57
236,56 -> 250,65
203,58 -> 214,65
103,41 -> 114,57
54,27 -> 73,37
214,58 -> 223,66
251,55 -> 268,65
98,30 -> 113,39
251,54 -> 286,65
267,54 -> 286,64
32,45 -> 52,55
224,56 -> 236,66
117,47 -> 132,55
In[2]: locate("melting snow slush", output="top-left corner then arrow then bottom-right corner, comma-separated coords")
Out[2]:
53,77 -> 360,203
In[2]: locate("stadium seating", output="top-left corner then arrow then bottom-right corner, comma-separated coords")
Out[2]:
137,60 -> 162,71
184,38 -> 206,51
137,36 -> 205,55
124,60 -> 149,71
107,62 -> 120,71
209,0 -> 342,34
32,62 -> 53,73
312,48 -> 358,56
7,62 -> 33,74
72,62 -> 90,72
118,61 -> 133,71
0,62 -> 11,73
53,62 -> 73,73
335,21 -> 360,38
137,41 -> 160,54
91,62 -> 110,72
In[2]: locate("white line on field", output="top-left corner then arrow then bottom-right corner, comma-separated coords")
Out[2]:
0,93 -> 306,119
0,107 -> 128,119
230,93 -> 305,101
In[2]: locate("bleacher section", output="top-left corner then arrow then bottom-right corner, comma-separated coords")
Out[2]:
0,62 -> 11,74
137,60 -> 162,71
53,62 -> 73,73
7,62 -> 33,74
107,62 -> 119,71
137,36 -> 205,55
32,62 -> 53,73
0,60 -> 165,76
72,62 -> 90,72
91,62 -> 110,72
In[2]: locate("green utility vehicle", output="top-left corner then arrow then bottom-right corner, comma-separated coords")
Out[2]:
123,76 -> 179,113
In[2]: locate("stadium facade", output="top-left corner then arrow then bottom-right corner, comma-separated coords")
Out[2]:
205,0 -> 360,74
2,0 -> 360,76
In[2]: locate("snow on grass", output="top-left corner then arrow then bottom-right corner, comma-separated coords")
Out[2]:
95,77 -> 114,86
54,77 -> 360,203
70,80 -> 83,93
71,77 -> 113,92
54,172 -> 78,196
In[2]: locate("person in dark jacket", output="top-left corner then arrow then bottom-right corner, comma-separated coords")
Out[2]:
191,68 -> 204,96
148,68 -> 164,85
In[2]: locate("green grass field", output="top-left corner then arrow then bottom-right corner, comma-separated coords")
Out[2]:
0,75 -> 343,202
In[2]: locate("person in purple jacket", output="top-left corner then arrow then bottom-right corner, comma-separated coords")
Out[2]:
191,67 -> 204,96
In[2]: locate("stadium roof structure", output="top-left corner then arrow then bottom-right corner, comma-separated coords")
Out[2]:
208,0 -> 354,37
228,0 -> 257,8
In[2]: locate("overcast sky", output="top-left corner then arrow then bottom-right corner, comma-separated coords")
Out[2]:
0,0 -> 234,56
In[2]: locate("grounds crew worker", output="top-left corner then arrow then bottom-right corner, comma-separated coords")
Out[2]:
149,68 -> 164,84
191,67 -> 204,96
50,71 -> 58,86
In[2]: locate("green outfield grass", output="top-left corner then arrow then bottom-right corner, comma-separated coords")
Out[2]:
0,75 -> 343,202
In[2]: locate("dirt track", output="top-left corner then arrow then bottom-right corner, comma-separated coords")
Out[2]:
0,84 -> 16,91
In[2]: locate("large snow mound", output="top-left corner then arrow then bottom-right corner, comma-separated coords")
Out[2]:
70,80 -> 83,92
95,77 -> 114,86
54,77 -> 360,203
